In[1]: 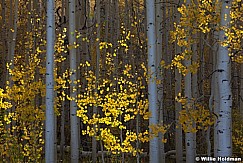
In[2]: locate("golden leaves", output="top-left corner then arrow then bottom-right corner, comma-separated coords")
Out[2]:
67,60 -> 150,155
176,95 -> 216,133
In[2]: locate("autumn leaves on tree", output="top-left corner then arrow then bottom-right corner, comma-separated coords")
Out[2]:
0,0 -> 243,162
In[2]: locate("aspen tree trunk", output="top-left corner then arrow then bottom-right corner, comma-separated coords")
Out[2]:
184,0 -> 196,162
104,0 -> 109,60
11,0 -> 18,59
92,0 -> 101,162
185,52 -> 195,163
53,1 -> 57,161
208,34 -> 215,160
45,0 -> 55,162
164,0 -> 172,125
69,0 -> 80,162
4,3 -> 12,122
175,1 -> 183,162
199,34 -> 205,102
213,2 -> 221,157
175,61 -> 183,163
216,0 -> 232,158
8,0 -> 18,112
192,25 -> 197,163
103,0 -> 111,71
146,0 -> 159,162
1,0 -> 6,88
60,0 -> 67,161
7,0 -> 13,69
134,3 -> 142,162
75,0 -> 82,160
155,0 -> 165,162
240,64 -> 243,118
213,33 -> 219,158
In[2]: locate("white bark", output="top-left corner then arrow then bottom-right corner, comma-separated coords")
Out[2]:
45,0 -> 55,162
216,0 -> 232,158
146,0 -> 159,162
185,0 -> 196,162
69,0 -> 79,162
213,22 -> 219,159
185,57 -> 195,163
213,16 -> 220,159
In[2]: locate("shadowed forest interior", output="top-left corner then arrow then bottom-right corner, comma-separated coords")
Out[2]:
0,0 -> 243,162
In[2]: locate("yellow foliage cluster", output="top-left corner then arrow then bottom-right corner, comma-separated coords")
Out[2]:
0,54 -> 46,162
0,11 -> 68,160
227,0 -> 243,63
169,0 -> 220,75
176,95 -> 215,133
232,110 -> 243,155
74,62 -> 151,155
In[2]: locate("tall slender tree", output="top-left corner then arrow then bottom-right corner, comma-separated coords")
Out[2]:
155,0 -> 165,162
45,0 -> 55,162
1,0 -> 7,88
175,2 -> 183,163
240,64 -> 243,118
146,0 -> 159,162
217,0 -> 232,158
69,0 -> 79,162
92,0 -> 101,162
184,1 -> 196,162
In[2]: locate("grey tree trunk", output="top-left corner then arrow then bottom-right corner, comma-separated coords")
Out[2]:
240,64 -> 243,118
185,55 -> 195,163
213,22 -> 219,159
175,1 -> 183,162
10,0 -> 18,62
69,0 -> 79,162
146,0 -> 159,162
216,0 -> 232,158
92,0 -> 101,162
45,0 -> 55,162
192,29 -> 197,163
155,0 -> 164,162
60,1 -> 67,161
175,65 -> 183,163
185,0 -> 196,162
1,0 -> 6,88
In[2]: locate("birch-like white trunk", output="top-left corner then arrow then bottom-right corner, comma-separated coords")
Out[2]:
69,0 -> 79,162
185,57 -> 195,163
146,0 -> 159,162
45,0 -> 55,162
216,0 -> 232,158
213,18 -> 220,159
212,17 -> 219,157
184,0 -> 196,162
